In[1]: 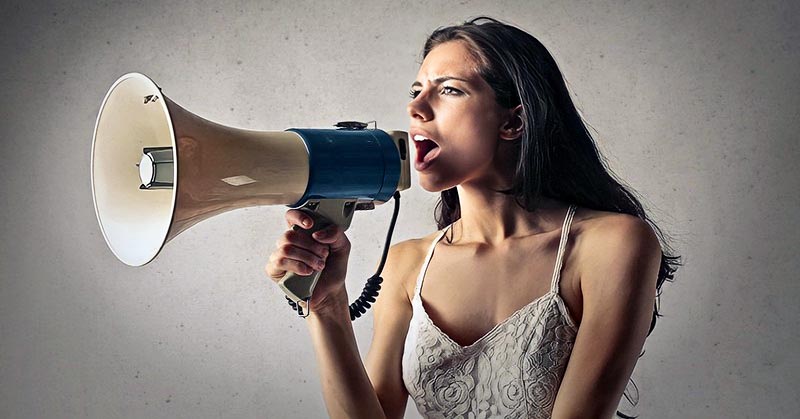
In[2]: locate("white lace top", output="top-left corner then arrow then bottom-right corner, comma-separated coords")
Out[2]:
402,205 -> 578,418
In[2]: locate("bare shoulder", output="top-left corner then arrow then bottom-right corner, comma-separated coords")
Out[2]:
572,208 -> 662,286
383,229 -> 443,301
574,209 -> 659,248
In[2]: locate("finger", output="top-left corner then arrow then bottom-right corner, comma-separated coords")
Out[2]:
266,249 -> 323,280
264,258 -> 286,280
277,243 -> 327,272
312,225 -> 349,251
277,229 -> 330,260
311,223 -> 342,241
285,209 -> 314,230
266,257 -> 313,279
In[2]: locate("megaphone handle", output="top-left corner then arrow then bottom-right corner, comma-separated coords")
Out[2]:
277,200 -> 356,317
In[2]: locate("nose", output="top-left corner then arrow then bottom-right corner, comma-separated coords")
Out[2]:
407,94 -> 432,122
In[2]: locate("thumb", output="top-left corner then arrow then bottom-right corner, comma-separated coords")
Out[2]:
312,224 -> 349,253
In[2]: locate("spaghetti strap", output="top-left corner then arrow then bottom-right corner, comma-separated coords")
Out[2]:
550,205 -> 577,294
414,206 -> 575,299
413,225 -> 452,298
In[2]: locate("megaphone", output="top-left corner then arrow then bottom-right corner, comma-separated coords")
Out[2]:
91,72 -> 410,318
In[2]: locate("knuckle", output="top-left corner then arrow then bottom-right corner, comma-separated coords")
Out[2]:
286,209 -> 301,218
290,210 -> 309,224
264,263 -> 282,282
295,260 -> 311,274
278,243 -> 293,254
286,229 -> 304,242
280,257 -> 294,269
278,237 -> 289,248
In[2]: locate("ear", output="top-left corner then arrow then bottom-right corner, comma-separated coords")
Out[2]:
499,105 -> 524,141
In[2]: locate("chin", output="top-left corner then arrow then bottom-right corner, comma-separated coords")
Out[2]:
418,183 -> 443,193
416,174 -> 458,194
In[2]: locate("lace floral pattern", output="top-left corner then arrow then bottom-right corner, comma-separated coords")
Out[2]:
403,205 -> 578,418
402,293 -> 577,419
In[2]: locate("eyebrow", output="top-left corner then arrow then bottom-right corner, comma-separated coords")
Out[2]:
411,76 -> 471,88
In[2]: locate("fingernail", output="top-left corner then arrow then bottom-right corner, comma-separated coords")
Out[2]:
313,230 -> 325,239
302,219 -> 311,227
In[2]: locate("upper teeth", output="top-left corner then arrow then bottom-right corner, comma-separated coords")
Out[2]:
413,134 -> 430,142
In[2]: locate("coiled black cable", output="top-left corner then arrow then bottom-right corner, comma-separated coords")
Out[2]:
286,190 -> 401,321
349,190 -> 401,320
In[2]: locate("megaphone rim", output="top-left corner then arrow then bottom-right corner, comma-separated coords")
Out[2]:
91,72 -> 178,267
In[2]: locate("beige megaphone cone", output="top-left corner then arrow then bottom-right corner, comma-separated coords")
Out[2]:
92,73 -> 315,266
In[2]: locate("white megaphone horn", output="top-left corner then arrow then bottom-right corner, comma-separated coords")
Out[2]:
91,72 -> 410,318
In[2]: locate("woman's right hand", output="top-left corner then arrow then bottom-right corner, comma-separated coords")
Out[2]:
265,209 -> 352,315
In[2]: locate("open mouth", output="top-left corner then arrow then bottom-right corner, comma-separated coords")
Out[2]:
413,134 -> 440,167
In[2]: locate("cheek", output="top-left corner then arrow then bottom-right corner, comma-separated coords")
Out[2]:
447,97 -> 500,132
444,110 -> 499,157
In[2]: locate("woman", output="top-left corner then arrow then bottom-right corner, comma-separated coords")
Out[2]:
266,17 -> 681,419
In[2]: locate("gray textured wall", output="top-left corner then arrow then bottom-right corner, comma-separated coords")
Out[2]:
1,0 -> 798,418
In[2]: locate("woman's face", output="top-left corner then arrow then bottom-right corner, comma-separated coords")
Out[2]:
408,40 -> 512,193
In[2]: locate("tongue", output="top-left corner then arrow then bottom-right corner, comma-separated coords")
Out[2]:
417,140 -> 439,163
423,146 -> 440,163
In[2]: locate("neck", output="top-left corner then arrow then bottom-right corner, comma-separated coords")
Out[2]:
450,183 -> 569,247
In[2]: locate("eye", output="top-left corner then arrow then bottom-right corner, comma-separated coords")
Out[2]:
408,89 -> 421,99
440,86 -> 462,96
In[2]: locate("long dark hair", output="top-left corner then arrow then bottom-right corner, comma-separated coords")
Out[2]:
421,17 -> 682,417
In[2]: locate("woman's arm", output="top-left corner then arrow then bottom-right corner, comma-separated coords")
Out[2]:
364,240 -> 420,418
304,240 -> 416,419
551,216 -> 662,418
266,210 -> 383,418
266,208 -> 416,418
305,289 -> 387,419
